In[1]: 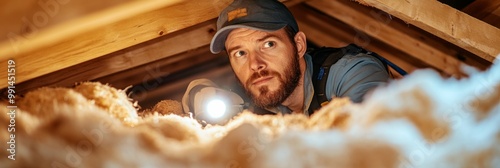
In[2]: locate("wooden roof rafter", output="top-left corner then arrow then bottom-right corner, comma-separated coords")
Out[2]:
462,0 -> 500,28
0,0 -> 308,91
0,0 -> 188,89
305,0 -> 469,76
354,0 -> 500,63
462,0 -> 500,21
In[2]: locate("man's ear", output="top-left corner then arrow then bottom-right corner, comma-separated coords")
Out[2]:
294,31 -> 307,58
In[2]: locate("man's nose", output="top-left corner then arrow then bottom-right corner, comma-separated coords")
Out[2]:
248,53 -> 266,72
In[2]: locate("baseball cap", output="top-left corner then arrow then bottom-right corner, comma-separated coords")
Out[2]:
210,0 -> 299,54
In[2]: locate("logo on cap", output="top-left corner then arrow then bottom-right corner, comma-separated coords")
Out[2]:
227,8 -> 247,22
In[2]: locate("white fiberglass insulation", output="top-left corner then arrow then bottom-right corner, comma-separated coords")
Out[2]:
1,60 -> 499,168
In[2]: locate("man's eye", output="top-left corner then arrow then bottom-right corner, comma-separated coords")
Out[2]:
234,50 -> 246,57
263,41 -> 275,48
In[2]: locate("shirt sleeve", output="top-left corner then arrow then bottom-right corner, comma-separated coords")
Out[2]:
326,53 -> 389,103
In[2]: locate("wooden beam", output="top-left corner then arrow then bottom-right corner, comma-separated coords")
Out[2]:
0,0 -> 133,42
0,0 -> 307,89
96,45 -> 222,90
290,4 -> 422,78
482,7 -> 500,28
2,0 -> 308,91
0,0 -> 189,89
354,0 -> 500,63
462,0 -> 500,28
306,0 -> 467,76
12,19 -> 218,94
462,0 -> 500,21
0,0 -> 233,89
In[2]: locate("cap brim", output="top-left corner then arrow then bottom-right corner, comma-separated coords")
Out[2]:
210,22 -> 287,54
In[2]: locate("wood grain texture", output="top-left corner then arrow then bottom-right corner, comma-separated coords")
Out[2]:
462,0 -> 500,28
462,0 -> 500,20
482,7 -> 500,28
305,0 -> 470,76
291,4 -> 422,77
96,45 -> 223,90
0,0 -> 223,89
2,0 -> 307,91
12,19 -> 218,94
354,0 -> 500,62
0,0 -> 132,42
0,0 -> 307,89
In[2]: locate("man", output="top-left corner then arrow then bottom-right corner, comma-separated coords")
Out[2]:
194,0 -> 389,116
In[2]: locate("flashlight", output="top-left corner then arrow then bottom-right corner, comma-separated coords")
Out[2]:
206,99 -> 226,118
182,79 -> 246,125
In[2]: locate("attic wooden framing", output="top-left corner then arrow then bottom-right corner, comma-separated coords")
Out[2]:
0,0 -> 308,89
355,0 -> 500,62
462,0 -> 500,28
1,0 -> 499,102
0,0 -> 225,88
307,0 -> 467,75
14,19 -> 220,94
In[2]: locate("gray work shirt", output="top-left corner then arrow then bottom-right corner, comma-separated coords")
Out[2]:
266,51 -> 389,115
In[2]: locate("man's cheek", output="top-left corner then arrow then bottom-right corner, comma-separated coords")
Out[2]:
233,72 -> 246,86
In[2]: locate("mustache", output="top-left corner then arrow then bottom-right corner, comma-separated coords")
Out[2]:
246,70 -> 279,87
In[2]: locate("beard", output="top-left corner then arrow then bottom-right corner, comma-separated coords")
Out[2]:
240,53 -> 301,109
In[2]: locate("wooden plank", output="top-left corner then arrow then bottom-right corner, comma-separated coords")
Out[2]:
290,4 -> 422,77
0,0 -> 306,89
462,0 -> 500,20
0,0 -> 189,89
96,45 -> 222,90
0,0 -> 188,87
462,0 -> 500,28
0,0 -> 133,42
482,7 -> 500,28
2,0 -> 307,91
306,0 -> 467,76
354,0 -> 500,63
12,20 -> 218,94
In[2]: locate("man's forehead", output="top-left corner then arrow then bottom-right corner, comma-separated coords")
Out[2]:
226,28 -> 285,43
228,28 -> 268,38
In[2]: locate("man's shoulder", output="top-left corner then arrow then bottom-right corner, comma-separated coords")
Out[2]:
307,44 -> 384,68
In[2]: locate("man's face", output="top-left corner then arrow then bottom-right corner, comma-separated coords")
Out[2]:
225,28 -> 301,109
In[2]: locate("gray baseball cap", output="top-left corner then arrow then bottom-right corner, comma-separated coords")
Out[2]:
210,0 -> 299,54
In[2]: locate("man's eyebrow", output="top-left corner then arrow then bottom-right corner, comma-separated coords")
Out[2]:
226,45 -> 242,53
226,34 -> 281,52
257,34 -> 280,42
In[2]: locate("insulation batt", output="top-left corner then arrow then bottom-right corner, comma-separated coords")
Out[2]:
1,60 -> 500,168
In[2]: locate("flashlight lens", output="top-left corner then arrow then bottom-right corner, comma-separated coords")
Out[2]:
207,99 -> 226,118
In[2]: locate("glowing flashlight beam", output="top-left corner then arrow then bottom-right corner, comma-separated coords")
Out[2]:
206,99 -> 226,118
